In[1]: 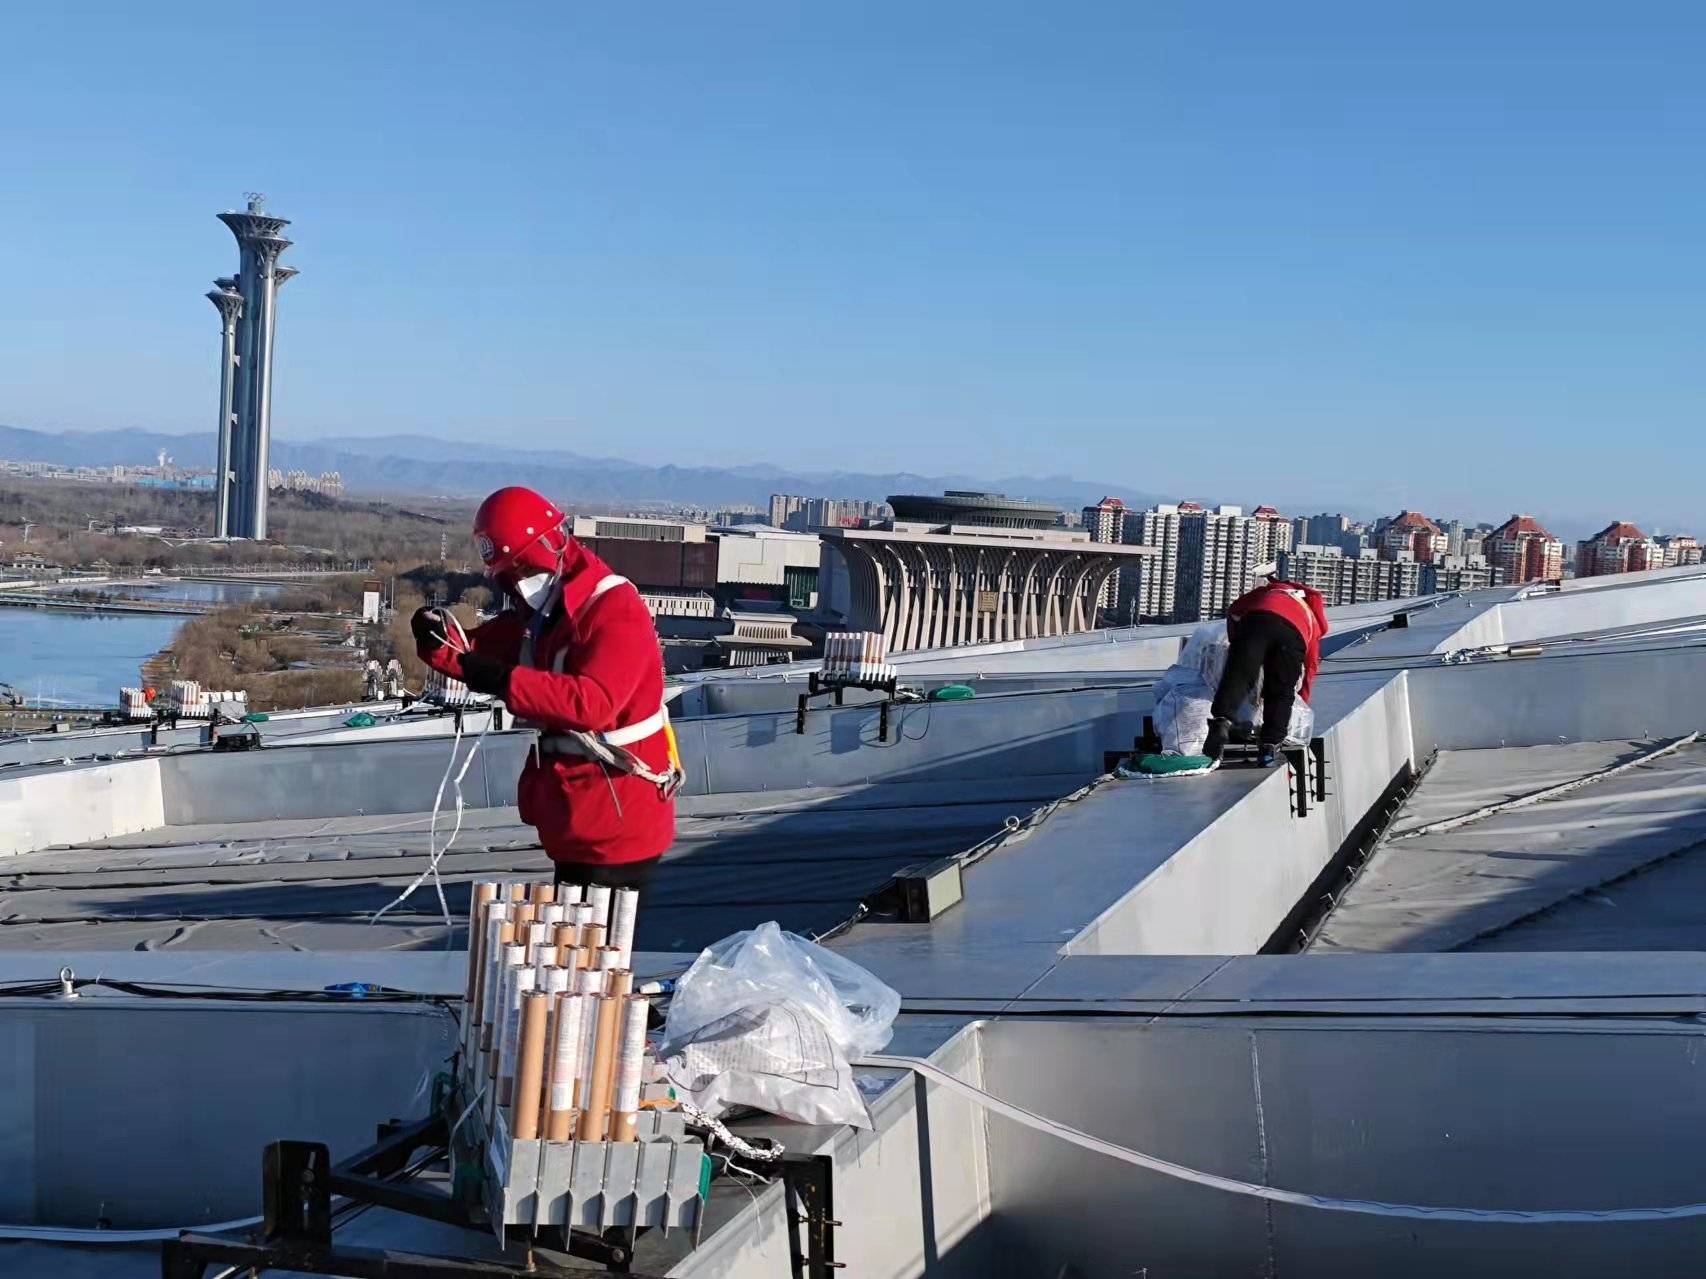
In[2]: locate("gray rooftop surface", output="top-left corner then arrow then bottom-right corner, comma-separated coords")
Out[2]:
0,779 -> 1062,953
1311,738 -> 1706,953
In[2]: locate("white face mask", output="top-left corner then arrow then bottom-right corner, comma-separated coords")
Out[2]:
512,572 -> 555,610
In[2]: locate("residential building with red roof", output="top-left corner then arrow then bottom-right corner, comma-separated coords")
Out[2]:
1577,520 -> 1663,578
1379,510 -> 1448,564
1485,514 -> 1565,583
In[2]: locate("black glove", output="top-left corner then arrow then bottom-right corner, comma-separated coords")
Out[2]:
459,652 -> 513,697
410,606 -> 442,653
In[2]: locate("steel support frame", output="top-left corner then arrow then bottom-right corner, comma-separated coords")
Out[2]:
794,672 -> 899,741
161,1116 -> 662,1279
780,1153 -> 842,1278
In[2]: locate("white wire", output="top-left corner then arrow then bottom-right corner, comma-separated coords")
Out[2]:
0,1213 -> 264,1243
856,1052 -> 1706,1223
386,710 -> 489,930
370,619 -> 494,932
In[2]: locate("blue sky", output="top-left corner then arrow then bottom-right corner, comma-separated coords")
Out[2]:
1,2 -> 1703,527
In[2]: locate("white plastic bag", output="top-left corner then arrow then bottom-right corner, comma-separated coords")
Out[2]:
666,1003 -> 872,1127
664,921 -> 900,1058
660,922 -> 901,1128
1151,622 -> 1312,754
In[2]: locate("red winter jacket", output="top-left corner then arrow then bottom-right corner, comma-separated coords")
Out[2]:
1227,578 -> 1331,702
426,543 -> 676,865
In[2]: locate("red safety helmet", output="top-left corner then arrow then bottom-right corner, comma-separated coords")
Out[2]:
472,486 -> 569,578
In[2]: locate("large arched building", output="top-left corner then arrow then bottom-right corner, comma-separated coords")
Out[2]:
820,491 -> 1153,651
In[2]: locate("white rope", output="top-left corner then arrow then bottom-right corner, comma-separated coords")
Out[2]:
855,1053 -> 1706,1223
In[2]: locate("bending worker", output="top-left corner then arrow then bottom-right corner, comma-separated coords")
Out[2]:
412,486 -> 679,892
1202,575 -> 1329,767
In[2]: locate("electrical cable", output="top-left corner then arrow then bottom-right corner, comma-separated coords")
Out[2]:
855,1052 -> 1706,1223
0,1214 -> 264,1245
371,609 -> 493,933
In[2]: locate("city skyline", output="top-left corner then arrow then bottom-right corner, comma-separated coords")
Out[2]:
3,7 -> 1705,528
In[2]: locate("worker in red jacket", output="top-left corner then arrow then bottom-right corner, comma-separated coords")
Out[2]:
1203,576 -> 1330,766
412,486 -> 679,892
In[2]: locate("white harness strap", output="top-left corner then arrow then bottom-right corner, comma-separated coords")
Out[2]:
533,573 -> 681,796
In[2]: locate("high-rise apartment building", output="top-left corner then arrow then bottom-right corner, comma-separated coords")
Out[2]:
1081,497 -> 1128,617
1118,502 -> 1191,623
1251,506 -> 1293,567
1178,505 -> 1262,622
768,494 -> 891,531
1380,511 -> 1448,564
1576,521 -> 1664,578
1656,534 -> 1703,568
1298,513 -> 1350,548
1422,555 -> 1503,594
1485,515 -> 1565,584
1279,545 -> 1423,606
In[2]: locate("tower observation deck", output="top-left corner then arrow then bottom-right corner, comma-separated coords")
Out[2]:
209,195 -> 294,540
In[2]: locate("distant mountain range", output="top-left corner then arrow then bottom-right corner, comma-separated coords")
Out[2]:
0,424 -> 1167,514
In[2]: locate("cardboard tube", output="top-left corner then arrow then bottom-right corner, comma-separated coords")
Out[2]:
497,963 -> 536,1107
526,921 -> 549,961
559,945 -> 586,973
606,968 -> 633,998
540,903 -> 566,927
512,902 -> 536,928
507,882 -> 527,902
537,968 -> 571,1111
570,903 -> 595,930
581,923 -> 606,955
479,912 -> 514,1052
577,994 -> 621,1141
611,995 -> 650,1142
464,883 -> 498,1006
545,992 -> 589,1140
463,885 -> 497,1046
534,946 -> 561,972
558,882 -> 585,905
588,884 -> 613,929
609,887 -> 639,968
573,968 -> 604,1126
594,945 -> 622,972
511,991 -> 550,1140
529,881 -> 556,905
490,943 -> 527,1081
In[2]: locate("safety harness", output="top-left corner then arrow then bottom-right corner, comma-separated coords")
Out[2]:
521,573 -> 684,799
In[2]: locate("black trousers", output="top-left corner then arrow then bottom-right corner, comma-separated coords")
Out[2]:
1210,612 -> 1306,748
552,856 -> 661,895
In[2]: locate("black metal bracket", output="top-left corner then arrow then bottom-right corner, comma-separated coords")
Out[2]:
161,1115 -> 664,1279
1284,745 -> 1310,816
781,1153 -> 843,1277
1135,715 -> 1163,757
794,672 -> 900,742
1309,735 -> 1329,803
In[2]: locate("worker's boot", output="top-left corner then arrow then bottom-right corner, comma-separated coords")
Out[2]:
1202,717 -> 1231,762
1257,744 -> 1282,768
